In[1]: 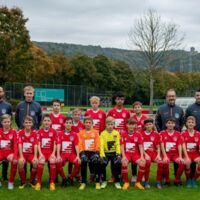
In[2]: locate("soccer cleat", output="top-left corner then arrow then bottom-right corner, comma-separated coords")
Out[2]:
18,183 -> 26,189
8,182 -> 14,190
144,181 -> 150,189
186,179 -> 192,188
191,179 -> 198,188
50,182 -> 55,191
131,176 -> 137,183
135,182 -> 145,190
156,182 -> 162,189
29,182 -> 36,188
101,181 -> 107,189
35,183 -> 41,191
115,182 -> 122,189
163,181 -> 170,187
95,183 -> 101,190
79,183 -> 86,190
122,182 -> 130,190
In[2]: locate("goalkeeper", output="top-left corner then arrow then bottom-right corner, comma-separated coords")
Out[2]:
100,116 -> 121,189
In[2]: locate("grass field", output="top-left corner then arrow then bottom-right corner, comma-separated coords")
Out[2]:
1,116 -> 200,200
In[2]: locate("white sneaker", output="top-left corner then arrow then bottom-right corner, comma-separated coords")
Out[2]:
131,176 -> 137,183
8,182 -> 14,190
101,181 -> 107,189
115,182 -> 122,189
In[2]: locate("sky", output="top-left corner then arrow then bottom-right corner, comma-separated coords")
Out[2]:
1,0 -> 200,51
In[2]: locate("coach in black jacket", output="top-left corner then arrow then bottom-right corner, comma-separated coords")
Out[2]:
185,89 -> 200,131
15,86 -> 42,130
155,89 -> 184,132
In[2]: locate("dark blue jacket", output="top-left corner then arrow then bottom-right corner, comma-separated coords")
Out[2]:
155,103 -> 184,132
15,100 -> 42,130
0,100 -> 12,127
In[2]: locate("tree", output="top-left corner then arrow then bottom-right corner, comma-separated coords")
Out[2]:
129,9 -> 183,112
0,6 -> 32,84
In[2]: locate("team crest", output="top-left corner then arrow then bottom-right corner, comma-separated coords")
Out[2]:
91,133 -> 95,138
49,132 -> 53,137
59,119 -> 64,124
173,137 -> 177,142
1,109 -> 6,114
30,137 -> 34,142
30,111 -> 35,116
70,136 -> 74,141
99,113 -> 102,119
122,113 -> 126,118
195,137 -> 199,142
150,136 -> 154,141
134,137 -> 138,142
9,134 -> 13,139
175,113 -> 179,119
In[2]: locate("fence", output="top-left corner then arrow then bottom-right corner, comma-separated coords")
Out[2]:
4,82 -> 112,107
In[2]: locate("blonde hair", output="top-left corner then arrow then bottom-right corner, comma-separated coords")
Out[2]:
106,116 -> 115,124
23,115 -> 33,123
1,114 -> 11,122
90,96 -> 100,104
72,108 -> 81,114
24,86 -> 34,93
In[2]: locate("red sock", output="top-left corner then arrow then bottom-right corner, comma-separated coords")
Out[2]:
194,165 -> 200,180
30,167 -> 37,184
37,163 -> 44,184
122,165 -> 129,183
56,162 -> 66,180
50,163 -> 56,183
175,162 -> 184,182
137,165 -> 145,182
18,167 -> 26,184
145,160 -> 151,182
156,162 -> 163,182
71,162 -> 80,179
185,166 -> 191,180
9,162 -> 17,183
163,163 -> 170,182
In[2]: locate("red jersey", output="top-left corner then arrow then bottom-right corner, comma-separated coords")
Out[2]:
131,114 -> 147,132
107,108 -> 130,133
0,128 -> 17,155
182,130 -> 200,154
57,131 -> 78,155
160,130 -> 182,155
37,127 -> 57,154
141,131 -> 160,154
18,129 -> 38,155
120,131 -> 143,155
85,109 -> 106,133
71,121 -> 85,134
50,112 -> 66,132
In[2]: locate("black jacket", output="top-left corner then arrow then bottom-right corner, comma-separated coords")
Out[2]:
185,102 -> 200,131
15,100 -> 42,130
155,103 -> 184,132
0,100 -> 12,127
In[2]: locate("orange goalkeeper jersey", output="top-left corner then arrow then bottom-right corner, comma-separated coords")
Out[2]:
78,128 -> 100,152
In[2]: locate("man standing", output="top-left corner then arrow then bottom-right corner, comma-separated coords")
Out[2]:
185,89 -> 200,131
15,86 -> 42,130
0,86 -> 12,181
155,89 -> 184,132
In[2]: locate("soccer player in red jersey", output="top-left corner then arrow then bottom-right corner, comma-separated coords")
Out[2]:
182,116 -> 200,188
71,108 -> 85,134
35,114 -> 57,191
107,91 -> 130,134
56,117 -> 81,186
160,118 -> 184,186
0,114 -> 18,190
85,96 -> 106,134
50,99 -> 66,133
18,116 -> 38,189
142,119 -> 163,189
121,119 -> 146,190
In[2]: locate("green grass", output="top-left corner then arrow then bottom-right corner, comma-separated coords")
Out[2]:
0,163 -> 200,200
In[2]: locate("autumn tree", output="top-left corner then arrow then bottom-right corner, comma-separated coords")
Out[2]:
129,9 -> 183,112
0,6 -> 32,83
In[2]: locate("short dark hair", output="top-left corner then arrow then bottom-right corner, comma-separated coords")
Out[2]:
127,118 -> 136,125
65,117 -> 73,123
165,117 -> 176,124
42,113 -> 51,121
133,101 -> 142,107
52,99 -> 61,105
114,91 -> 125,99
144,118 -> 154,125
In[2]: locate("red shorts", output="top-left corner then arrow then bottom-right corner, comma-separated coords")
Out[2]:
125,153 -> 141,163
146,152 -> 158,162
0,152 -> 12,161
187,152 -> 200,161
42,153 -> 52,161
166,154 -> 179,162
61,154 -> 78,164
23,154 -> 34,163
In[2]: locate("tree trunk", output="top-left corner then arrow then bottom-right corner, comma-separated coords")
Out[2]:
149,73 -> 154,114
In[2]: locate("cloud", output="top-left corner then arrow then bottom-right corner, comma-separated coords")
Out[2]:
1,0 -> 200,50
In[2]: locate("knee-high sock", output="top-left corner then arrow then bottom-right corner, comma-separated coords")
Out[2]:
30,167 -> 37,183
36,163 -> 44,184
175,162 -> 184,182
122,165 -> 129,183
185,166 -> 191,180
18,167 -> 26,184
71,163 -> 80,179
156,162 -> 163,182
163,163 -> 170,182
145,160 -> 151,182
49,163 -> 56,183
9,162 -> 17,183
56,162 -> 66,180
136,165 -> 145,182
194,165 -> 200,180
